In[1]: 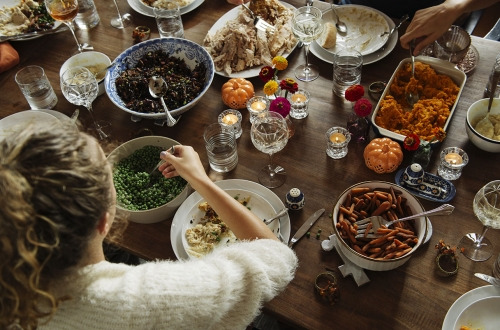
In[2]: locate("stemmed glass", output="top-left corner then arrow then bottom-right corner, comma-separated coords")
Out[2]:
44,0 -> 92,53
111,0 -> 132,29
458,180 -> 500,261
292,6 -> 324,82
61,66 -> 109,140
250,112 -> 289,188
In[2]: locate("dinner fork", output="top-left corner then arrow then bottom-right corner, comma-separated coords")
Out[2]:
241,3 -> 276,33
354,204 -> 454,238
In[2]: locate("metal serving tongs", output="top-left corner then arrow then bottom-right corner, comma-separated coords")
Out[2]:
241,3 -> 276,33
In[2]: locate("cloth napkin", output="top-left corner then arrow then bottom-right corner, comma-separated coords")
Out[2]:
0,42 -> 20,74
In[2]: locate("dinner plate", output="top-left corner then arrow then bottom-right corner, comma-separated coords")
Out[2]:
171,179 -> 291,260
453,296 -> 500,330
319,5 -> 389,56
181,189 -> 280,258
442,285 -> 500,330
310,7 -> 397,65
0,110 -> 59,141
127,0 -> 204,17
206,3 -> 296,78
0,0 -> 64,42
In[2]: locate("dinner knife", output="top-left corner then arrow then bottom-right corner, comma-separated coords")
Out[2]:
288,208 -> 325,248
475,273 -> 500,287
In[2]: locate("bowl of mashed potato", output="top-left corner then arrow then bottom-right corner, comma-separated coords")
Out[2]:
466,98 -> 500,153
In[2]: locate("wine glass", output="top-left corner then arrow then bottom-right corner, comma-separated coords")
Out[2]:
111,0 -> 131,29
250,112 -> 289,188
61,66 -> 109,140
458,180 -> 500,261
292,6 -> 324,82
44,0 -> 91,53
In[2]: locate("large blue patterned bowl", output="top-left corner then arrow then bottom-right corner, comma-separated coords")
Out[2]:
105,37 -> 214,119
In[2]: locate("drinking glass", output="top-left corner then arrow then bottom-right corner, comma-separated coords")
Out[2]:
111,0 -> 131,29
44,0 -> 91,52
458,180 -> 500,261
292,6 -> 324,82
61,66 -> 109,140
250,112 -> 289,188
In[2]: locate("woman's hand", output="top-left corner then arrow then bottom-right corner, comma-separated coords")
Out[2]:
400,3 -> 460,55
159,145 -> 210,188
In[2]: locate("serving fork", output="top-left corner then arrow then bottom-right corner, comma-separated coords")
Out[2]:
354,204 -> 454,239
241,3 -> 276,33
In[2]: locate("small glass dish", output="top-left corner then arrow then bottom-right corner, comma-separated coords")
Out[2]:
132,26 -> 151,43
314,272 -> 340,304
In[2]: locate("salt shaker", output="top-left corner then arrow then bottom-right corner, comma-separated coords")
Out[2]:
484,53 -> 500,98
286,188 -> 305,210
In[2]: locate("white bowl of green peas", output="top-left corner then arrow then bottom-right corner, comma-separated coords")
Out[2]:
108,136 -> 190,224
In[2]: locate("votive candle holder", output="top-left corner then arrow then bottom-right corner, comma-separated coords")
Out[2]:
218,109 -> 242,139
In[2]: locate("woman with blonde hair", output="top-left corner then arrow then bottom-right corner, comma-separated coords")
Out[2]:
0,121 -> 297,329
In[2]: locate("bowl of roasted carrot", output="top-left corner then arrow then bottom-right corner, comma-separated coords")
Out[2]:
332,181 -> 428,271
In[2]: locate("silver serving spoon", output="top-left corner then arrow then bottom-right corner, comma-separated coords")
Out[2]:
487,70 -> 500,112
329,2 -> 347,35
406,39 -> 420,108
148,76 -> 179,127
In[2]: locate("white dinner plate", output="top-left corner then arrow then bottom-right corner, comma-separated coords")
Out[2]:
0,0 -> 64,41
127,0 -> 204,17
320,5 -> 389,56
37,109 -> 70,121
311,6 -> 397,65
171,179 -> 291,260
453,296 -> 500,330
206,3 -> 297,79
181,189 -> 280,258
0,110 -> 59,141
442,285 -> 500,330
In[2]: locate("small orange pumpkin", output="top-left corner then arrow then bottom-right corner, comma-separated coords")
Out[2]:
363,137 -> 403,174
221,78 -> 254,109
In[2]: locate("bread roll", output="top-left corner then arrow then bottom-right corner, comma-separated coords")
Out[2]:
318,22 -> 337,49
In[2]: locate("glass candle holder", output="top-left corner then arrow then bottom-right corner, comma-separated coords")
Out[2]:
437,147 -> 468,180
288,89 -> 310,119
246,96 -> 269,124
218,109 -> 242,139
326,127 -> 351,159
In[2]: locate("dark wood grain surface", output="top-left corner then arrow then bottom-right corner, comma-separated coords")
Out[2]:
1,1 -> 500,329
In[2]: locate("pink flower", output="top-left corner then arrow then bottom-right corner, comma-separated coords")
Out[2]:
345,85 -> 365,102
353,98 -> 372,117
270,97 -> 291,117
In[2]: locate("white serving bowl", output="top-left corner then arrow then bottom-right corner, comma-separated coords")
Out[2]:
104,38 -> 214,120
332,181 -> 428,271
107,136 -> 190,224
371,56 -> 467,143
465,98 -> 500,153
60,51 -> 111,96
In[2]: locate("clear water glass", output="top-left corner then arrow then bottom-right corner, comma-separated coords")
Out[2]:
203,123 -> 238,173
332,48 -> 363,98
15,65 -> 58,109
154,5 -> 184,38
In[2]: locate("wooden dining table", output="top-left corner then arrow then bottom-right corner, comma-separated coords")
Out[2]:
1,0 -> 500,329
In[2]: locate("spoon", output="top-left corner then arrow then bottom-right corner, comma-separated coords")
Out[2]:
148,76 -> 179,127
487,70 -> 500,112
329,2 -> 347,35
406,39 -> 420,108
380,14 -> 409,38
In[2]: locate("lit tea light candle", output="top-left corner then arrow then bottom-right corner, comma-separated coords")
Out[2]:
445,152 -> 463,165
291,93 -> 307,103
251,100 -> 266,111
329,132 -> 346,143
222,113 -> 239,125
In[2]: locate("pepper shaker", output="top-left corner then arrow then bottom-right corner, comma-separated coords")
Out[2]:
286,188 -> 305,210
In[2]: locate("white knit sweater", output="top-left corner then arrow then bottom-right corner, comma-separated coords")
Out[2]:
38,239 -> 297,330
